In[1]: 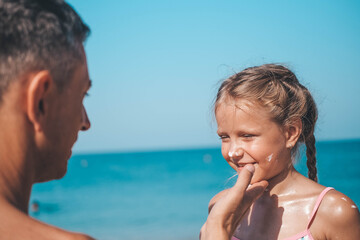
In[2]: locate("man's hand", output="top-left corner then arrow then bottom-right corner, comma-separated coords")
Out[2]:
200,165 -> 268,240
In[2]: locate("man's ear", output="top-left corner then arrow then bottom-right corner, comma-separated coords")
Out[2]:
285,118 -> 302,148
26,71 -> 53,132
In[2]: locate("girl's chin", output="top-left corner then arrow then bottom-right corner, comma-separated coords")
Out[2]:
249,171 -> 266,184
250,175 -> 262,184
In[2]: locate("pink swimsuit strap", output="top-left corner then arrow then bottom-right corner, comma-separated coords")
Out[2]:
306,187 -> 334,229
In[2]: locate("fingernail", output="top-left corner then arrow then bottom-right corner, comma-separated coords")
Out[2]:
245,164 -> 255,173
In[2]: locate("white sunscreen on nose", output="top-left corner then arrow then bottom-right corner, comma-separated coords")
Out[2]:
267,153 -> 273,162
228,152 -> 234,158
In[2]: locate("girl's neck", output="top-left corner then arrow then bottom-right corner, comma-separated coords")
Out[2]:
265,165 -> 300,197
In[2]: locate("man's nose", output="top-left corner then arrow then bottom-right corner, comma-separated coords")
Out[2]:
81,107 -> 91,131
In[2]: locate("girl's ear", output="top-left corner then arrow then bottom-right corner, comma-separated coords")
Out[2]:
285,118 -> 302,148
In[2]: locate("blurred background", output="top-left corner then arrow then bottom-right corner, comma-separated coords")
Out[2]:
30,0 -> 360,239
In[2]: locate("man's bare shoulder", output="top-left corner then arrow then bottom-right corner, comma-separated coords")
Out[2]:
0,201 -> 95,240
48,229 -> 95,240
62,232 -> 96,240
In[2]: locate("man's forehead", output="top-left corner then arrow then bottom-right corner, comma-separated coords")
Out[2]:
68,56 -> 90,89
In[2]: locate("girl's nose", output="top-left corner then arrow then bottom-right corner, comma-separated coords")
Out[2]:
228,144 -> 244,162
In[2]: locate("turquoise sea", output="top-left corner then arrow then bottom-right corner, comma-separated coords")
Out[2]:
30,139 -> 360,240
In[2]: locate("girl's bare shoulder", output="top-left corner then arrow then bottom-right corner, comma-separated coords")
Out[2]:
315,189 -> 360,239
319,189 -> 359,220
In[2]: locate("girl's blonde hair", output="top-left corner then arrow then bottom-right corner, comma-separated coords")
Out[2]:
215,64 -> 318,182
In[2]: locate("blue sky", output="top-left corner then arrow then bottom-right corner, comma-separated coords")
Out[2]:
68,0 -> 360,153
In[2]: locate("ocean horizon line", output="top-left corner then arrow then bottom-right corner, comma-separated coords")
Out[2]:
72,137 -> 360,157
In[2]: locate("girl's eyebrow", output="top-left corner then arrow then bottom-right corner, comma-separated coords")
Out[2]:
217,131 -> 230,137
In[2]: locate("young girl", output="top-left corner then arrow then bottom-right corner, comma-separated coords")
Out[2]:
209,64 -> 360,240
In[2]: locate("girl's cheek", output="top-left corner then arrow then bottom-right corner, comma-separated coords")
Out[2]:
221,148 -> 226,160
221,143 -> 230,160
250,160 -> 272,184
251,141 -> 274,163
265,153 -> 275,164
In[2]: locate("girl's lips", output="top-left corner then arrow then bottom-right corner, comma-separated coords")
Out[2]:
237,163 -> 257,171
237,166 -> 245,171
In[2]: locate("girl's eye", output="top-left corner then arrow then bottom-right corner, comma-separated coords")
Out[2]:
243,134 -> 254,138
219,135 -> 229,140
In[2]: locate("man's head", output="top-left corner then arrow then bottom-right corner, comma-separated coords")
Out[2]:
0,0 -> 91,182
0,0 -> 90,100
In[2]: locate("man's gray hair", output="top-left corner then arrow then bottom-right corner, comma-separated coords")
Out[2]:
0,0 -> 90,101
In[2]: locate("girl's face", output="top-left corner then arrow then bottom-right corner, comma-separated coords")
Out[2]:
215,99 -> 292,184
